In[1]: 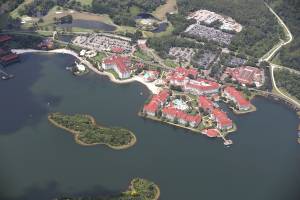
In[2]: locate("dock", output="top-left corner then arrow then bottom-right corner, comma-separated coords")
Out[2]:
0,68 -> 14,80
219,132 -> 233,146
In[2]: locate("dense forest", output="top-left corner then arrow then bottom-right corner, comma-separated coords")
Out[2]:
147,36 -> 203,58
92,0 -> 165,26
168,0 -> 284,58
267,0 -> 300,70
274,69 -> 300,100
17,0 -> 91,17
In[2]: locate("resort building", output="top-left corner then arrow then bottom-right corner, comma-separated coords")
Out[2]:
0,35 -> 12,44
211,108 -> 233,130
102,56 -> 131,79
198,96 -> 214,112
143,90 -> 170,117
224,66 -> 265,87
184,79 -> 220,96
223,87 -> 251,111
162,107 -> 202,128
203,129 -> 219,138
187,10 -> 242,33
0,53 -> 19,65
167,67 -> 220,96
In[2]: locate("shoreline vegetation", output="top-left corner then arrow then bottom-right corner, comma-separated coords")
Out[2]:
48,113 -> 136,150
55,178 -> 160,200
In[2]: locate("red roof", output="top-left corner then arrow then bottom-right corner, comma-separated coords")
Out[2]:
198,96 -> 214,111
162,107 -> 201,123
0,53 -> 19,62
185,79 -> 220,91
0,35 -> 12,43
224,86 -> 250,107
205,129 -> 219,138
143,90 -> 170,113
175,67 -> 198,78
211,108 -> 232,127
226,66 -> 263,85
143,101 -> 159,113
103,56 -> 131,74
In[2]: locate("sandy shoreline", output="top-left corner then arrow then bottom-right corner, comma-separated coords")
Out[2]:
48,114 -> 137,150
12,48 -> 161,94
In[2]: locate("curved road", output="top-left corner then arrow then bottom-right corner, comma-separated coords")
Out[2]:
262,3 -> 300,108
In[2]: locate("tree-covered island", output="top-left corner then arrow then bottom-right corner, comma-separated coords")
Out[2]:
48,113 -> 136,150
55,178 -> 160,200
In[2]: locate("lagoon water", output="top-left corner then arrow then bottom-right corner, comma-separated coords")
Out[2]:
0,53 -> 300,200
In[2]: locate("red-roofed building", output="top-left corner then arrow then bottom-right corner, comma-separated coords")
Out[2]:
0,53 -> 19,65
102,56 -> 131,79
162,106 -> 202,128
0,35 -> 12,43
184,79 -> 220,96
143,90 -> 170,116
224,86 -> 251,111
225,66 -> 265,87
198,96 -> 214,112
203,129 -> 219,138
211,108 -> 233,130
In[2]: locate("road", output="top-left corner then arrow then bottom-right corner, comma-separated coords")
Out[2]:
262,3 -> 300,108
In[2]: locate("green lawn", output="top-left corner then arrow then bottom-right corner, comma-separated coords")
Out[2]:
164,58 -> 178,68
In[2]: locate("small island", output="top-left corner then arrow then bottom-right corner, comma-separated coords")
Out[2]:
55,178 -> 160,200
48,113 -> 136,150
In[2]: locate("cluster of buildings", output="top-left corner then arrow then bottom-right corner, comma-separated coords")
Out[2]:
143,90 -> 202,128
187,10 -> 242,33
166,67 -> 221,96
223,86 -> 251,111
141,65 -> 254,135
198,96 -> 233,130
102,55 -> 132,79
0,35 -> 20,66
185,24 -> 234,45
168,47 -> 195,63
72,34 -> 132,54
184,9 -> 243,45
224,66 -> 265,87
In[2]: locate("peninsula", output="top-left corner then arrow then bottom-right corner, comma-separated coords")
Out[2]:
48,113 -> 136,150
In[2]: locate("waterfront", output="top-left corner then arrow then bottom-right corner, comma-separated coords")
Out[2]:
0,53 -> 300,200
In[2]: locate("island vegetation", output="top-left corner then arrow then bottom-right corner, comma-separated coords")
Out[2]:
56,178 -> 160,200
48,112 -> 136,150
274,69 -> 300,101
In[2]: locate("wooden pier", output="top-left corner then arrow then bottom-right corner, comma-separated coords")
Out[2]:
0,68 -> 14,80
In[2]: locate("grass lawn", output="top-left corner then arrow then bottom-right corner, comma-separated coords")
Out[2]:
90,52 -> 107,64
164,58 -> 178,68
115,25 -> 137,34
152,0 -> 178,20
134,49 -> 153,62
107,69 -> 119,79
10,0 -> 34,18
76,0 -> 93,6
